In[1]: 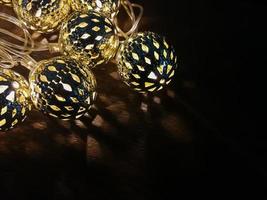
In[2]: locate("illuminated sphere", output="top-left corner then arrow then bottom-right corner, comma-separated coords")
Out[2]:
0,69 -> 31,131
70,0 -> 121,18
117,32 -> 178,93
0,0 -> 12,7
59,11 -> 119,67
12,0 -> 71,33
29,57 -> 97,120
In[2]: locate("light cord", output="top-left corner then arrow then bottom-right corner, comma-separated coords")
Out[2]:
0,12 -> 59,70
114,0 -> 144,39
0,12 -> 36,69
0,0 -> 144,70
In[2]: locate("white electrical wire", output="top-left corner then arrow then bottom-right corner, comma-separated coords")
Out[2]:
0,0 -> 144,69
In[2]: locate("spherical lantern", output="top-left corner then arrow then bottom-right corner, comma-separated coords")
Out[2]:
12,0 -> 71,33
0,68 -> 31,131
29,57 -> 97,120
117,32 -> 178,93
59,11 -> 119,67
70,0 -> 121,18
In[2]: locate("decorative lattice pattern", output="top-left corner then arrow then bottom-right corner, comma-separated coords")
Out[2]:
0,69 -> 31,131
29,57 -> 97,120
118,32 -> 178,93
71,0 -> 120,18
12,0 -> 70,33
59,11 -> 119,67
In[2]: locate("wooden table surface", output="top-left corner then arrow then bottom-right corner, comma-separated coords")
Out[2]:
0,1 -> 266,199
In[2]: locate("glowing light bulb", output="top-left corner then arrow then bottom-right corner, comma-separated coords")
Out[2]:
12,0 -> 71,33
29,57 -> 97,120
0,69 -> 31,131
59,11 -> 119,67
117,32 -> 178,93
70,0 -> 121,19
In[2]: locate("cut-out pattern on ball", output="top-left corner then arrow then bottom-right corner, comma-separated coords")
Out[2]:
0,69 -> 31,131
59,11 -> 119,67
118,32 -> 178,93
29,57 -> 97,120
12,0 -> 71,33
71,0 -> 120,18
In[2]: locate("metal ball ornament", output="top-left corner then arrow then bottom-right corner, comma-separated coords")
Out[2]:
0,69 -> 31,131
12,0 -> 71,33
117,32 -> 178,93
70,0 -> 121,18
59,11 -> 119,67
29,57 -> 97,120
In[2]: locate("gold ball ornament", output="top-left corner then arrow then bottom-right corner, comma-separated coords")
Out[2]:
0,69 -> 31,131
29,57 -> 97,120
59,11 -> 119,67
117,32 -> 178,93
12,0 -> 71,33
70,0 -> 121,18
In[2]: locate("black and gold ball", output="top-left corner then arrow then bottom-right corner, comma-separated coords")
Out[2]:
29,57 -> 97,120
0,69 -> 31,131
59,11 -> 119,67
117,32 -> 178,93
70,0 -> 121,18
12,0 -> 71,33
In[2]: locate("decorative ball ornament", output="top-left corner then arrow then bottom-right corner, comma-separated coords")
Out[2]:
70,0 -> 121,18
117,32 -> 178,93
12,0 -> 71,33
0,69 -> 31,131
59,11 -> 119,67
0,0 -> 12,7
29,57 -> 97,120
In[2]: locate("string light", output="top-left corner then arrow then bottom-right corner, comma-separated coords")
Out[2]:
117,32 -> 178,93
12,0 -> 71,33
70,0 -> 121,19
0,68 -> 31,131
59,11 -> 119,67
29,56 -> 97,120
0,0 -> 179,131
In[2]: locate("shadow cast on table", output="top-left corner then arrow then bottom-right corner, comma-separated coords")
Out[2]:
2,2 -> 262,199
0,50 -> 264,199
0,6 -> 196,199
0,59 -> 200,200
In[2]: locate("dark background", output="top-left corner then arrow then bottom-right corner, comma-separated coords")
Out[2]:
0,0 -> 266,199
